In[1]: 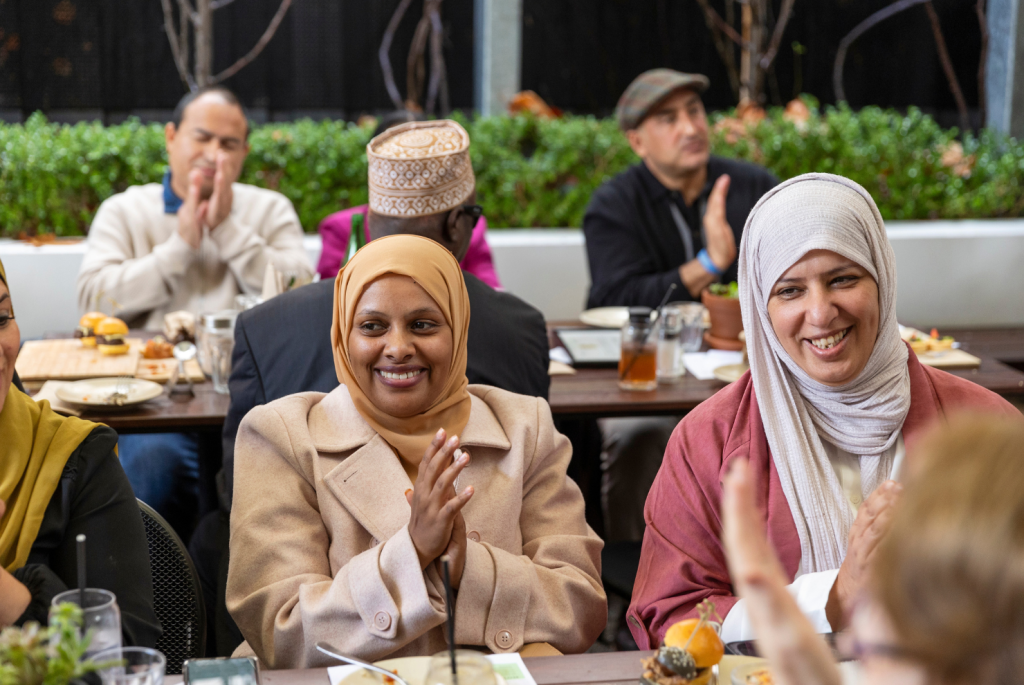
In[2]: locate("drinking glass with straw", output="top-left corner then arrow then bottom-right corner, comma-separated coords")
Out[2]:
426,557 -> 497,685
50,534 -> 123,659
619,284 -> 677,391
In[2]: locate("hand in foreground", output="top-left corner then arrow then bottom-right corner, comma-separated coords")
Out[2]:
723,458 -> 840,685
205,150 -> 237,230
827,480 -> 901,630
407,428 -> 474,573
176,169 -> 207,249
0,498 -> 32,628
702,175 -> 735,272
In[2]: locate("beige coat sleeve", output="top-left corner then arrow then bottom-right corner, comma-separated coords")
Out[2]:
210,190 -> 312,294
453,398 -> 607,654
227,404 -> 446,670
76,196 -> 195,320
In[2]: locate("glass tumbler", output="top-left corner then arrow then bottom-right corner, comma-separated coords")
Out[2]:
94,646 -> 166,685
426,650 -> 498,685
205,311 -> 238,394
51,588 -> 122,660
673,302 -> 707,352
619,306 -> 657,391
657,305 -> 685,383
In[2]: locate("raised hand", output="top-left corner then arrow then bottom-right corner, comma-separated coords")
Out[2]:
407,429 -> 474,571
827,480 -> 902,630
723,458 -> 841,685
205,150 -> 236,230
702,174 -> 735,273
176,169 -> 205,249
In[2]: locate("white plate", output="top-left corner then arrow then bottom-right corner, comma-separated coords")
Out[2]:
579,307 -> 630,329
713,363 -> 749,383
336,657 -> 507,685
55,377 -> 163,407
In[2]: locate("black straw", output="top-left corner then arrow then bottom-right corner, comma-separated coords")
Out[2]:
621,283 -> 678,379
76,534 -> 87,609
441,556 -> 458,685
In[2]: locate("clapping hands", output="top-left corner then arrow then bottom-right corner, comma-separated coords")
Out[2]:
176,151 -> 237,249
406,428 -> 474,589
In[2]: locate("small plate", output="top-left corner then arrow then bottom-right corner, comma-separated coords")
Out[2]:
337,657 -> 507,685
579,307 -> 630,329
56,377 -> 163,407
713,364 -> 749,383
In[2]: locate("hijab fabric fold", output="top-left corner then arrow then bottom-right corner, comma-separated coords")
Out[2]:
738,173 -> 910,574
330,235 -> 471,471
0,259 -> 99,571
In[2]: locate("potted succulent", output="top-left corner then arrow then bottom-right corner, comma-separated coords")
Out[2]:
0,603 -> 115,685
701,282 -> 744,350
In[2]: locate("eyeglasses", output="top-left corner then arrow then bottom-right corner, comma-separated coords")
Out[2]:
461,204 -> 484,221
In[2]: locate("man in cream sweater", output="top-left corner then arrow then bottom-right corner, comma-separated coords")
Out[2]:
77,86 -> 312,329
76,86 -> 312,538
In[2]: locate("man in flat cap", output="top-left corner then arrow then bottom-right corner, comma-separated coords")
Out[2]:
585,70 -> 778,546
584,68 -> 777,308
190,120 -> 550,654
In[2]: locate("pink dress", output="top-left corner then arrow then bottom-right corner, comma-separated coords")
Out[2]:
316,206 -> 503,288
627,348 -> 1021,649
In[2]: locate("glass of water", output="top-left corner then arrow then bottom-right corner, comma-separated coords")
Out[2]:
93,646 -> 166,685
51,588 -> 122,660
671,302 -> 706,352
205,311 -> 237,394
426,651 -> 497,685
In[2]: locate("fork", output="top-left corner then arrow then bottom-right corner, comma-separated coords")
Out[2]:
108,375 -> 132,406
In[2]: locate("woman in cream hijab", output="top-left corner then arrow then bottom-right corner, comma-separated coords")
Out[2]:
0,259 -> 159,644
227,235 -> 605,669
627,173 -> 1017,649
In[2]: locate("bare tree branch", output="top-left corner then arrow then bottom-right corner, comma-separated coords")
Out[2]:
407,11 -> 431,109
692,0 -> 753,49
161,0 -> 197,91
379,0 -> 415,110
833,0 -> 929,102
759,0 -> 795,70
924,1 -> 970,131
210,0 -> 239,9
177,0 -> 198,25
694,0 -> 740,97
976,0 -> 988,124
210,0 -> 293,84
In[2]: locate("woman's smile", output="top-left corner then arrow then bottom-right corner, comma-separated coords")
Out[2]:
375,365 -> 427,388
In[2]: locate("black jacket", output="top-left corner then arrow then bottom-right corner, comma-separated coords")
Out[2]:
14,424 -> 162,648
220,273 -> 550,505
583,156 -> 778,309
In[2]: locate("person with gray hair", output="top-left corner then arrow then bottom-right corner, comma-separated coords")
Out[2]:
627,173 -> 1018,650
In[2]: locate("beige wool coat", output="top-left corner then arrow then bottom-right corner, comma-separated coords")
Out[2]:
227,383 -> 607,669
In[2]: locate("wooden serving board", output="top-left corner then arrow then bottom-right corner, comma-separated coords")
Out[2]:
914,348 -> 982,369
135,358 -> 205,383
16,339 -> 143,382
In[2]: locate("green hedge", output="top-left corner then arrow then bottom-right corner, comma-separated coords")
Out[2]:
2,100 -> 1023,238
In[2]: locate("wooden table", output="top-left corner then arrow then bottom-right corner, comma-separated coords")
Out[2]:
164,651 -> 653,685
27,327 -> 1024,431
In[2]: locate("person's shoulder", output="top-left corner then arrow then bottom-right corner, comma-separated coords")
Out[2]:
467,384 -> 550,437
465,273 -> 542,319
95,183 -> 162,213
589,163 -> 646,207
240,391 -> 330,435
670,371 -> 759,461
232,183 -> 296,211
709,155 -> 779,186
240,278 -> 334,329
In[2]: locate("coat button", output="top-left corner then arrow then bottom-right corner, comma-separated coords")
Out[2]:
374,611 -> 391,630
496,630 -> 513,648
468,530 -> 481,542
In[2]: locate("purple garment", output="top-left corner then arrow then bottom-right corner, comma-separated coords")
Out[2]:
316,206 -> 503,289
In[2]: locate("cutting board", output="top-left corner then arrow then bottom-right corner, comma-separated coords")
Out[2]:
135,358 -> 205,383
16,339 -> 143,381
914,348 -> 982,369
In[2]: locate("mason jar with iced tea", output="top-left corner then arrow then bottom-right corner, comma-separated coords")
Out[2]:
619,306 -> 658,391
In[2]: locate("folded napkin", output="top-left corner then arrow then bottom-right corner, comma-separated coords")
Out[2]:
32,381 -> 82,416
684,350 -> 745,380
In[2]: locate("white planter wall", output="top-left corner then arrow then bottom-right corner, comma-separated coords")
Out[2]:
3,221 -> 1024,339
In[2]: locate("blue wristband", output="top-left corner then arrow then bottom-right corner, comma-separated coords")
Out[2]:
698,248 -> 724,276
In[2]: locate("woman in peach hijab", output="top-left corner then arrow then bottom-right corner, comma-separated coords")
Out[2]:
227,234 -> 605,669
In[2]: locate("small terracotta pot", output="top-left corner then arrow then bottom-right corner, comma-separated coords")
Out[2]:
701,289 -> 743,342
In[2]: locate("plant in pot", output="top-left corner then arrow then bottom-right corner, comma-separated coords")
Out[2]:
701,282 -> 744,350
0,603 -> 116,685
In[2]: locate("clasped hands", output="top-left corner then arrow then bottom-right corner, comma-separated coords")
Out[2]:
406,428 -> 475,591
177,150 -> 237,249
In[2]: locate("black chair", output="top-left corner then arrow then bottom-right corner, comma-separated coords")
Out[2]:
137,499 -> 206,675
601,540 -> 643,599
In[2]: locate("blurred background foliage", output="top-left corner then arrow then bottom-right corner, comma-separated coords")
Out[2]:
2,100 -> 1023,238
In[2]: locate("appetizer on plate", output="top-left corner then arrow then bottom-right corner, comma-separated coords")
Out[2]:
142,336 -> 174,359
899,326 -> 955,354
75,311 -> 106,348
642,601 -> 724,685
95,317 -> 129,356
